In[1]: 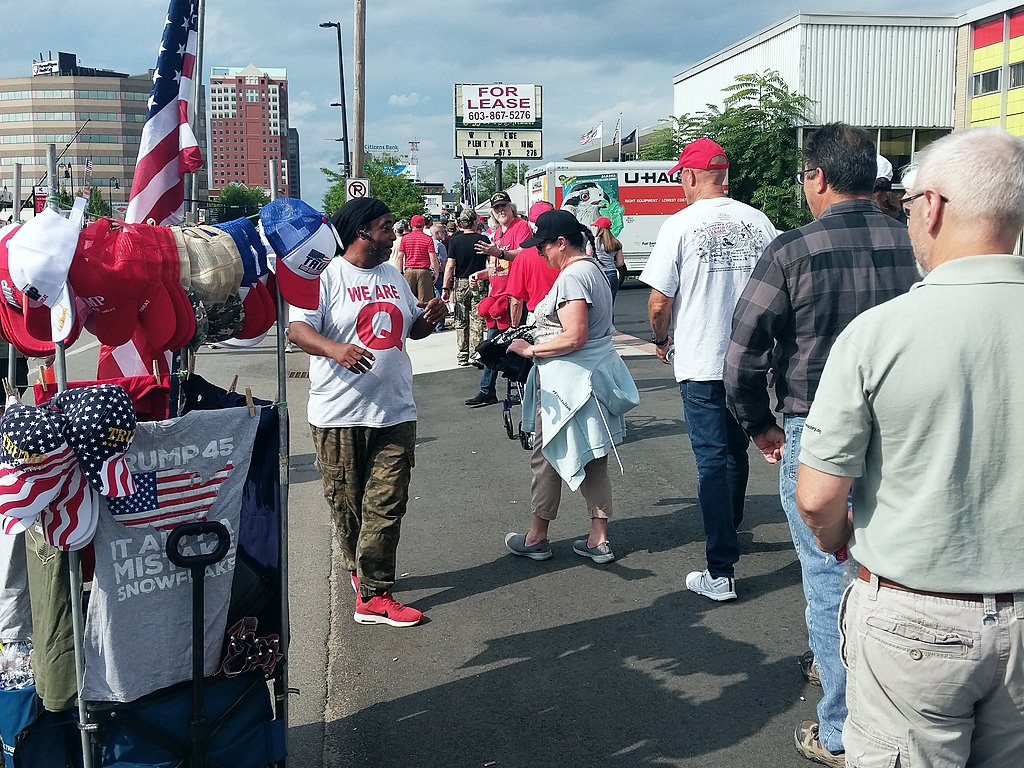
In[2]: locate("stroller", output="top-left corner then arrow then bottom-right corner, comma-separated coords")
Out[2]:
472,325 -> 536,450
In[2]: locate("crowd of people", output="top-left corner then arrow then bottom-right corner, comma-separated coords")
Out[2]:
288,123 -> 1024,768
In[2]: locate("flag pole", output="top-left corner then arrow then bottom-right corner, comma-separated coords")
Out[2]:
599,121 -> 604,163
189,0 -> 207,222
617,113 -> 623,162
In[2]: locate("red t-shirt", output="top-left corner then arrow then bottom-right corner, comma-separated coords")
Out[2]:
506,247 -> 559,311
490,218 -> 532,278
400,229 -> 435,269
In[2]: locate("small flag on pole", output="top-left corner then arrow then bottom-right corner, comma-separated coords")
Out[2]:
580,125 -> 600,146
621,128 -> 638,146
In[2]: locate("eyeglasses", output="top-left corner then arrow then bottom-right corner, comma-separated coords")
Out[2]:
796,167 -> 820,184
900,192 -> 950,219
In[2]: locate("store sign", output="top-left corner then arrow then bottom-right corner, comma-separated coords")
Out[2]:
455,129 -> 542,159
460,84 -> 537,124
454,83 -> 543,158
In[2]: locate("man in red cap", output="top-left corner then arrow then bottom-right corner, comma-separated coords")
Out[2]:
640,137 -> 776,603
396,214 -> 438,303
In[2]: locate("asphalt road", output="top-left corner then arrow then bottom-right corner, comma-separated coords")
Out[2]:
58,284 -> 819,768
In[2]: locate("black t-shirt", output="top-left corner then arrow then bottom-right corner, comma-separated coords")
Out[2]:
447,231 -> 489,279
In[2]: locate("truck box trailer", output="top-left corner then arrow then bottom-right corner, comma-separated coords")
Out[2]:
524,161 -> 685,274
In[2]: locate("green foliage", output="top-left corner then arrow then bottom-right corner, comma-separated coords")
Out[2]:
85,185 -> 111,218
637,127 -> 677,161
213,185 -> 270,219
321,153 -> 425,222
652,70 -> 815,231
55,187 -> 74,210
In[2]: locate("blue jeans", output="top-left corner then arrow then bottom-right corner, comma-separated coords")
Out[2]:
680,380 -> 749,578
479,327 -> 499,395
603,269 -> 619,304
781,415 -> 846,754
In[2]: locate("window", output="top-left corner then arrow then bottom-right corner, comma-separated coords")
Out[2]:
245,90 -> 259,103
1011,61 -> 1024,90
973,68 -> 1001,96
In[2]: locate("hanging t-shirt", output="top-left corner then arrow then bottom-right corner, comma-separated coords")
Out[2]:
640,197 -> 776,382
290,257 -> 422,429
82,407 -> 259,703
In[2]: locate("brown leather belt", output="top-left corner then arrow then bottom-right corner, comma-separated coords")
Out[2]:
858,566 -> 1015,603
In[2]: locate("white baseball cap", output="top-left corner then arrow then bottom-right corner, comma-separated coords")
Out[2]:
7,199 -> 85,342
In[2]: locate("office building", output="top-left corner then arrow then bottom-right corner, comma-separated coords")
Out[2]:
208,64 -> 293,197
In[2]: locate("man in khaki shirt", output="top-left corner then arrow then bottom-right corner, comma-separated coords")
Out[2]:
797,127 -> 1024,767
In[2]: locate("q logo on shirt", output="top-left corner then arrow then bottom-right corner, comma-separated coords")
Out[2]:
356,302 -> 405,351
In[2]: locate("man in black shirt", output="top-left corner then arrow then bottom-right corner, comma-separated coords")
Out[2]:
442,211 -> 488,366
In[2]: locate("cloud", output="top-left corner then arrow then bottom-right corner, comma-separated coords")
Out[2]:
288,98 -> 318,118
388,92 -> 426,108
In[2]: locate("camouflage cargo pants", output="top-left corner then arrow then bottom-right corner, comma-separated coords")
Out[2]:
311,421 -> 416,599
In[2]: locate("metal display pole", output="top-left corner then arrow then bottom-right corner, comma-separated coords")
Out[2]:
8,166 -> 18,385
189,0 -> 207,221
12,163 -> 22,223
46,145 -> 95,768
269,159 -> 290,764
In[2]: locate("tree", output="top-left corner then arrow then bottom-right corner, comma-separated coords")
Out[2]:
637,127 -> 677,162
647,70 -> 814,230
213,185 -> 269,220
85,185 -> 111,218
321,153 -> 425,222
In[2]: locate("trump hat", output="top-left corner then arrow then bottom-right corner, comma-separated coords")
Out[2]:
669,137 -> 730,175
260,198 -> 341,310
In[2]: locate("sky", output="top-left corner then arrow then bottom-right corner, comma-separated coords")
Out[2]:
3,0 -> 971,209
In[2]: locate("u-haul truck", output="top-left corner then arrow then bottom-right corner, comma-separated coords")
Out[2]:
524,161 -> 685,274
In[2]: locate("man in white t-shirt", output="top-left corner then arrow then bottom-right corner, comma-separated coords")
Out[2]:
640,138 -> 776,602
289,197 -> 447,628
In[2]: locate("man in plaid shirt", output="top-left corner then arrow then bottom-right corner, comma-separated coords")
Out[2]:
723,123 -> 917,767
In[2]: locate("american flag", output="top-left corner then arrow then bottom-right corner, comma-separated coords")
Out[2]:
580,127 -> 597,146
107,462 -> 234,530
102,0 -> 203,379
125,0 -> 203,226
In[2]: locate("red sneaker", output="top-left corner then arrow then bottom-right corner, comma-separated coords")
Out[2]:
353,592 -> 423,627
349,571 -> 359,595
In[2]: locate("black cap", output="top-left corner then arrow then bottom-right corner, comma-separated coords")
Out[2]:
520,209 -> 585,249
489,191 -> 512,207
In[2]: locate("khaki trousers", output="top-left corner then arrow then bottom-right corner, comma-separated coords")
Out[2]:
403,268 -> 434,304
529,396 -> 612,521
841,576 -> 1024,767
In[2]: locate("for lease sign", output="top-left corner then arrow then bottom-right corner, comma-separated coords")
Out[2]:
460,84 -> 537,125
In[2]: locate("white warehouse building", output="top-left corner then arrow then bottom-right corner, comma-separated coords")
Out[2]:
672,13 -> 961,176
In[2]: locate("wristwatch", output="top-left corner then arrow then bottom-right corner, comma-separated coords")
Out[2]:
652,334 -> 670,347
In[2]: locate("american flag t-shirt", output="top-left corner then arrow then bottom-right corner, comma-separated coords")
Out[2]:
108,463 -> 233,530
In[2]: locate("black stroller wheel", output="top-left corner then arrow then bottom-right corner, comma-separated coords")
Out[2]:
503,409 -> 516,440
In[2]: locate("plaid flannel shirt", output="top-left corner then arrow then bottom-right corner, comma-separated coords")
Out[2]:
724,199 -> 918,436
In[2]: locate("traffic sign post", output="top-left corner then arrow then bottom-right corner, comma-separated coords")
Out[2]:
346,178 -> 370,199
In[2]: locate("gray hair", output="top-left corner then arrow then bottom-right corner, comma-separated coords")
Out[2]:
909,127 -> 1024,238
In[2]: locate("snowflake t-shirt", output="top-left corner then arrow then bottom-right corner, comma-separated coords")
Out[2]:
290,257 -> 422,428
640,197 -> 776,381
83,407 -> 259,703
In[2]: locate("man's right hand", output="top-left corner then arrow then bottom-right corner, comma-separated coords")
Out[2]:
752,425 -> 785,464
331,343 -> 375,374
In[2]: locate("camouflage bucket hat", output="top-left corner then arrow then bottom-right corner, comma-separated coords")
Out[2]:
186,288 -> 210,350
203,292 -> 245,343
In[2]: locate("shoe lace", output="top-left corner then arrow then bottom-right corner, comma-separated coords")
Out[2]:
376,592 -> 404,611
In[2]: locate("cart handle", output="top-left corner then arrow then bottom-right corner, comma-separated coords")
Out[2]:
165,521 -> 232,569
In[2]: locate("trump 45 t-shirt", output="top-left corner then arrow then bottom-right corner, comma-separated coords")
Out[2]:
290,257 -> 423,428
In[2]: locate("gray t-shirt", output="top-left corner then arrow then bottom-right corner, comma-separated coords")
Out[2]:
83,407 -> 259,703
533,258 -> 614,344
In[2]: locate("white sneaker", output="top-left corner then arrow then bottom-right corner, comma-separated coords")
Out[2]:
285,343 -> 295,353
685,569 -> 737,601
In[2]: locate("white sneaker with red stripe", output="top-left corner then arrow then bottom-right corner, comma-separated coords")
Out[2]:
349,571 -> 359,595
353,592 -> 424,627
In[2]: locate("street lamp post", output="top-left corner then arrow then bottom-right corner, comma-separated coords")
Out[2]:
319,21 -> 351,177
107,177 -> 119,218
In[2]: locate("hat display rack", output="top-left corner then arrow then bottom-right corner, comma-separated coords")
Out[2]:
0,148 -> 295,767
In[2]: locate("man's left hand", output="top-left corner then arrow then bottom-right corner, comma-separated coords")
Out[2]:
419,298 -> 448,325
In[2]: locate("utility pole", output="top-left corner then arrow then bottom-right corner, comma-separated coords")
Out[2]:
352,0 -> 366,177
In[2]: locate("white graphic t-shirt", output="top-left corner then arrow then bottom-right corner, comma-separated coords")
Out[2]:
640,197 -> 776,381
290,257 -> 423,428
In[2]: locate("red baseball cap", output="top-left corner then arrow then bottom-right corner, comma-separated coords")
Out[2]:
69,220 -> 148,348
593,216 -> 613,229
528,201 -> 554,223
0,225 -> 55,358
410,214 -> 425,228
669,137 -> 730,175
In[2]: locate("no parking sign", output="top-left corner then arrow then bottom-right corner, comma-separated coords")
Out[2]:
346,178 -> 370,199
